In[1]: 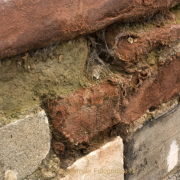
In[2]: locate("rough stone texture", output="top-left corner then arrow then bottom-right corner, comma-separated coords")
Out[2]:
116,97 -> 179,142
47,78 -> 121,153
0,0 -> 180,59
94,8 -> 180,124
54,136 -> 124,180
0,110 -> 50,180
124,105 -> 180,180
119,55 -> 180,123
162,166 -> 180,180
46,8 -> 180,156
26,151 -> 60,180
5,170 -> 17,180
0,37 -> 89,126
166,170 -> 180,180
47,54 -> 180,153
48,55 -> 180,154
94,7 -> 180,69
2,2 -> 180,180
108,24 -> 180,67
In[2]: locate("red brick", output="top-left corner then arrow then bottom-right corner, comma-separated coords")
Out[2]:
47,56 -> 180,154
0,0 -> 180,59
120,57 -> 180,123
47,79 -> 121,153
105,24 -> 180,68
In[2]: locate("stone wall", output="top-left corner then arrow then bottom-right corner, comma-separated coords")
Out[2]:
1,1 -> 180,180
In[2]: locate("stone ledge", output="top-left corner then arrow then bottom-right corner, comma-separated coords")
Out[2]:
54,136 -> 124,180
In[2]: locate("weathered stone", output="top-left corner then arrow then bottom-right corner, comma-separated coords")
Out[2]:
55,136 -> 124,180
119,56 -> 180,123
0,0 -> 180,59
48,53 -> 180,155
124,105 -> 180,180
0,110 -> 50,180
113,24 -> 180,67
117,97 -> 179,141
97,13 -> 180,69
95,9 -> 180,123
163,167 -> 180,180
5,170 -> 17,180
85,8 -> 180,124
26,151 -> 60,180
47,78 -> 121,153
164,168 -> 180,180
0,37 -> 88,126
48,53 -> 180,135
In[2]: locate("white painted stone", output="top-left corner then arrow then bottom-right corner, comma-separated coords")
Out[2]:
167,139 -> 179,172
60,136 -> 124,180
5,170 -> 17,180
0,110 -> 51,180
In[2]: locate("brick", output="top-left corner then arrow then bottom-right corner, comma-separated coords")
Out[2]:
45,12 -> 180,154
120,56 -> 180,123
102,24 -> 180,68
47,53 -> 180,154
47,79 -> 121,153
0,0 -> 180,59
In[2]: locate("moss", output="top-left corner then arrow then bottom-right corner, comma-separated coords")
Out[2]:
146,51 -> 158,66
106,3 -> 180,39
0,37 -> 90,126
26,151 -> 60,180
2,3 -> 180,126
145,113 -> 153,121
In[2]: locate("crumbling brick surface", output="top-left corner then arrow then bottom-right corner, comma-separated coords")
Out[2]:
46,10 -> 180,155
2,1 -> 180,178
120,56 -> 180,123
47,79 -> 121,154
47,55 -> 180,154
107,24 -> 180,67
0,0 -> 180,59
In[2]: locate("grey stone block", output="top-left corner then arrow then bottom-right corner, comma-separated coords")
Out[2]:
0,110 -> 50,180
124,105 -> 180,180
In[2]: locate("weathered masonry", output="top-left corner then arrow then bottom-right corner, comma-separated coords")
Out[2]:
1,0 -> 180,180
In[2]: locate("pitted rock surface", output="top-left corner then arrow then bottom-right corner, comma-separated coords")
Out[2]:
0,110 -> 50,180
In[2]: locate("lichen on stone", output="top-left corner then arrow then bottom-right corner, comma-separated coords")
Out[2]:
26,151 -> 60,180
0,37 -> 89,126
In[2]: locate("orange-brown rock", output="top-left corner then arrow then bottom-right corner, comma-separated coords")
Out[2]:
0,0 -> 180,59
120,56 -> 180,123
47,79 -> 121,154
102,24 -> 180,68
47,56 -> 180,153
